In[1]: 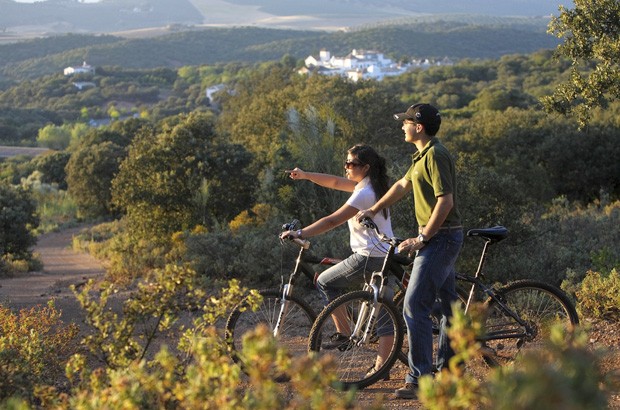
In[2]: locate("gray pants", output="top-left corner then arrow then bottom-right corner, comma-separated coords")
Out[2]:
316,252 -> 396,337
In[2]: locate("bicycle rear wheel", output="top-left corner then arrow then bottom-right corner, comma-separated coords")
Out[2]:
481,279 -> 579,366
308,290 -> 403,390
225,289 -> 316,378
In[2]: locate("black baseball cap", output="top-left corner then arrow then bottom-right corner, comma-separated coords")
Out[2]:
393,103 -> 441,126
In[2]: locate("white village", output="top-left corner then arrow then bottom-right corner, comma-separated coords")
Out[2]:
298,49 -> 454,82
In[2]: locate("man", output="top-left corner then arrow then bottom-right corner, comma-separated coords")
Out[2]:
356,103 -> 463,400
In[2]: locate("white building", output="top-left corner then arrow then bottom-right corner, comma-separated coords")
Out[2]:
63,62 -> 95,76
301,49 -> 408,82
301,49 -> 455,82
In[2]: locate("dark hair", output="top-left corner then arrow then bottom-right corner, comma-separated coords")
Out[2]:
348,144 -> 390,219
423,122 -> 441,136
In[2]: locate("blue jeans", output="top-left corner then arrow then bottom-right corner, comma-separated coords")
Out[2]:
403,229 -> 463,385
316,252 -> 395,336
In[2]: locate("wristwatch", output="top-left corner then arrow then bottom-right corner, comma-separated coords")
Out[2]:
296,229 -> 303,239
417,233 -> 428,244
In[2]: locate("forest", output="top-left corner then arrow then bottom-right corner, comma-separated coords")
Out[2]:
0,2 -> 619,407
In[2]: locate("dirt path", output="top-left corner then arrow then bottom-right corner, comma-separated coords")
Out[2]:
0,226 -> 105,324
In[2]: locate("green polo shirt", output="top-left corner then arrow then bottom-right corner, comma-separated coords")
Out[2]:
404,137 -> 461,228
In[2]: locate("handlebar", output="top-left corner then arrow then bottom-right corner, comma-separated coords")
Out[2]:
280,219 -> 310,249
282,219 -> 300,232
359,217 -> 404,248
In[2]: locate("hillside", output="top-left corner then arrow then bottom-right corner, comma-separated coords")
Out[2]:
0,20 -> 560,82
0,0 -> 565,35
0,0 -> 202,33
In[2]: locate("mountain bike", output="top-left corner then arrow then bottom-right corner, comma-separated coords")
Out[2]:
458,226 -> 579,372
225,219 -> 413,381
224,220 -> 332,377
308,221 -> 579,390
307,218 -> 407,390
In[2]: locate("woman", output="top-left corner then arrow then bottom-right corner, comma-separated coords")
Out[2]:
280,144 -> 394,376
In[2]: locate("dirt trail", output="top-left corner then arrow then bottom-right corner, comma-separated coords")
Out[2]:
0,226 -> 105,324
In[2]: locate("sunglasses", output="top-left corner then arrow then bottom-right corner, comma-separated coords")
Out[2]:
344,160 -> 364,169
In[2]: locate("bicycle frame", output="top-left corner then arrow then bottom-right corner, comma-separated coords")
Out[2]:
349,219 -> 403,346
457,227 -> 536,342
457,272 -> 535,341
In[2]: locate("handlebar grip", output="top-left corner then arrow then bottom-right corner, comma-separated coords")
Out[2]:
282,219 -> 300,231
360,217 -> 377,230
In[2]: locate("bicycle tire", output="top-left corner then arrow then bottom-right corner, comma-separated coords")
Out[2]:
481,279 -> 579,366
307,290 -> 404,390
225,288 -> 316,378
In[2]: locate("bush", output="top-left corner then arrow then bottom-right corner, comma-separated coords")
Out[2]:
179,216 -> 350,286
0,183 -> 39,260
36,263 -> 372,409
575,269 -> 620,320
485,325 -> 609,410
419,305 -> 612,410
0,301 -> 79,402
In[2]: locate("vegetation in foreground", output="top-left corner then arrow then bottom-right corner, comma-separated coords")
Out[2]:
0,265 -> 618,408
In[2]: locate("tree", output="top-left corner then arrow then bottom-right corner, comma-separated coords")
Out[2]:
65,141 -> 125,218
112,112 -> 254,243
31,151 -> 71,189
543,0 -> 620,127
36,123 -> 72,150
0,183 -> 39,259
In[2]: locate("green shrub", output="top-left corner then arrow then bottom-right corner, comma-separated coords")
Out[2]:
419,304 -> 612,410
20,171 -> 81,234
39,324 -> 369,410
418,302 -> 488,410
37,262 -> 374,409
178,217 -> 350,287
0,183 -> 39,260
0,301 -> 79,402
485,325 -> 609,410
575,269 -> 620,320
480,199 -> 620,287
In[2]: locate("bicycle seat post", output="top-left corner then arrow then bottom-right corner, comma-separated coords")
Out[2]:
473,238 -> 493,279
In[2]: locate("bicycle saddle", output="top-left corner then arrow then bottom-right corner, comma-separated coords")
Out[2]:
467,226 -> 508,243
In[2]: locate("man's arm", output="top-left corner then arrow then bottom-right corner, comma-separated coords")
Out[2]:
356,177 -> 411,221
397,193 -> 454,256
420,193 -> 453,239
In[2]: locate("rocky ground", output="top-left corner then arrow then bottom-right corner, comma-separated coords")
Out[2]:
0,226 -> 618,409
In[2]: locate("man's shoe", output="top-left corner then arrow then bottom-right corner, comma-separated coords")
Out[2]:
322,332 -> 350,350
394,383 -> 418,399
365,365 -> 390,381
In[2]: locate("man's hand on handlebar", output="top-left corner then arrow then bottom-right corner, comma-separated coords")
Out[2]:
398,237 -> 425,257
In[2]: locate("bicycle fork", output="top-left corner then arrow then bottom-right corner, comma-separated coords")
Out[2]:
272,245 -> 308,338
351,276 -> 382,345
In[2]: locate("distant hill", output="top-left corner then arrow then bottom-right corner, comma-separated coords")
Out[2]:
0,0 -> 202,33
0,18 -> 560,82
1,0 -> 566,36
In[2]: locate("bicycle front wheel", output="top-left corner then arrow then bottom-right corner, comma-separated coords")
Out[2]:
225,289 -> 316,375
308,290 -> 404,390
482,279 -> 579,366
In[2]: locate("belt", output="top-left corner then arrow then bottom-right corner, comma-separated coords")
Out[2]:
419,225 -> 463,233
